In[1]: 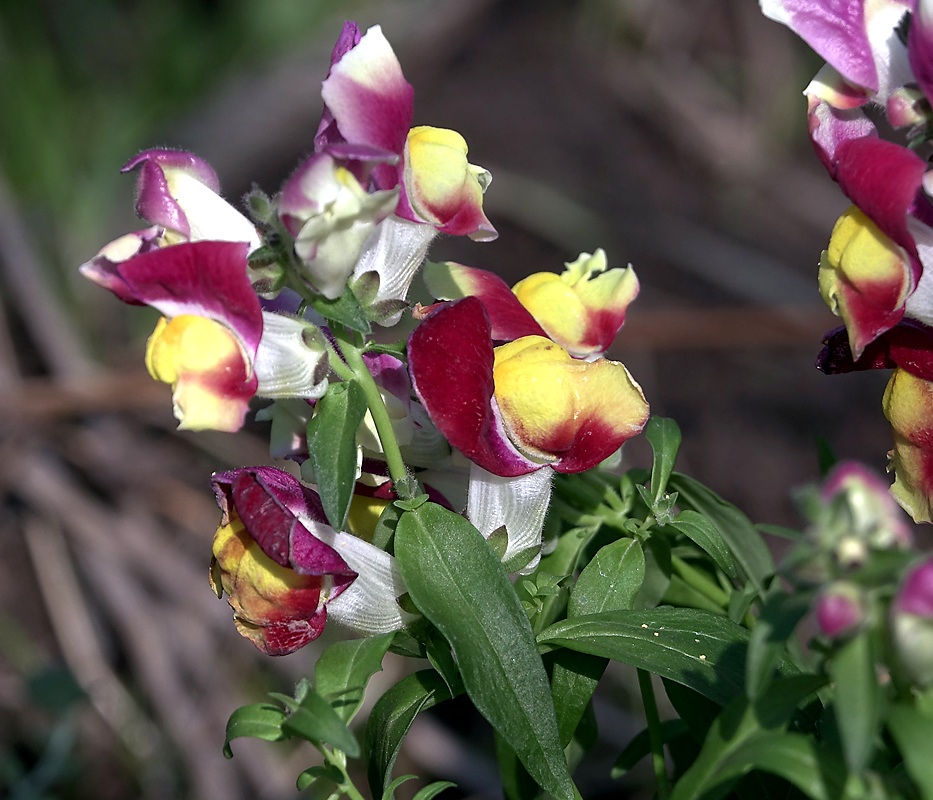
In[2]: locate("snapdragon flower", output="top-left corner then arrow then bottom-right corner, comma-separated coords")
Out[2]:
211,467 -> 414,655
81,240 -> 330,432
424,250 -> 638,360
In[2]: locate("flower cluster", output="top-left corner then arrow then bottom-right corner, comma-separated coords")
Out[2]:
761,0 -> 933,521
80,22 -> 649,655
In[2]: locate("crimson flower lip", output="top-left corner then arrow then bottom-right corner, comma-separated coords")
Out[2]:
407,296 -> 649,477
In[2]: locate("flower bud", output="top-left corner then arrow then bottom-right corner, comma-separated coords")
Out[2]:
815,583 -> 864,639
893,558 -> 933,686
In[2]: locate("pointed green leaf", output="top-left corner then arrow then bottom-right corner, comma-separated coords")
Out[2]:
364,670 -> 457,797
223,703 -> 287,758
382,775 -> 418,800
669,675 -> 831,800
539,607 -> 798,707
668,473 -> 774,594
552,537 -> 646,747
315,633 -> 395,723
829,631 -> 881,773
570,537 -> 645,617
888,704 -> 933,800
281,686 -> 360,758
311,283 -> 372,333
745,590 -> 811,699
395,502 -> 575,800
664,510 -> 736,579
634,535 -> 672,610
412,782 -> 458,800
646,416 -> 682,506
306,379 -> 368,531
611,720 -> 688,778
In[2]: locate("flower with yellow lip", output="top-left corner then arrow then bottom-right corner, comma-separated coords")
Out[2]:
401,126 -> 496,241
423,251 -> 638,359
883,367 -> 933,523
819,205 -> 913,358
492,335 -> 648,468
408,297 -> 649,477
317,23 -> 496,241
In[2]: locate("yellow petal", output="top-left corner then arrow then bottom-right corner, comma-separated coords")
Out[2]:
492,336 -> 648,462
145,314 -> 253,431
883,367 -> 933,523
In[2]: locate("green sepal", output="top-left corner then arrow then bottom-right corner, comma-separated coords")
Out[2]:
223,703 -> 287,758
395,502 -> 575,800
372,501 -> 404,553
306,379 -> 368,531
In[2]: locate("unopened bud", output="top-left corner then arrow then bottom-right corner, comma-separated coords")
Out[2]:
815,583 -> 863,639
893,557 -> 933,686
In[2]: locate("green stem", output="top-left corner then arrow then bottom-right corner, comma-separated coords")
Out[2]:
322,748 -> 367,800
637,669 -> 669,800
671,555 -> 729,608
332,324 -> 411,495
550,496 -> 605,529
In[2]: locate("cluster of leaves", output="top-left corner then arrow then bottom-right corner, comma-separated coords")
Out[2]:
223,417 -> 933,800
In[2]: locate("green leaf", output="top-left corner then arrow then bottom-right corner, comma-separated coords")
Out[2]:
296,764 -> 344,791
552,537 -> 646,747
372,501 -> 404,552
539,607 -> 797,707
310,284 -> 372,333
745,590 -> 811,700
569,537 -> 645,617
395,502 -> 574,800
668,473 -> 774,595
829,631 -> 881,773
381,775 -> 417,800
496,732 -> 540,800
669,675 -> 832,800
364,670 -> 456,797
664,510 -> 737,579
634,535 -> 672,610
315,633 -> 395,723
611,719 -> 688,778
888,704 -> 933,800
364,340 -> 408,361
646,416 -> 682,506
412,781 -> 458,800
281,686 -> 360,758
223,703 -> 287,758
306,380 -> 368,531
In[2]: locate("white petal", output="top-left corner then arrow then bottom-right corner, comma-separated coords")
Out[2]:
164,170 -> 261,249
308,526 -> 415,635
467,464 -> 553,574
353,216 -> 437,325
254,312 -> 329,398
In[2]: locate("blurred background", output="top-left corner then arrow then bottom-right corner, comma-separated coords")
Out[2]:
0,0 -> 896,798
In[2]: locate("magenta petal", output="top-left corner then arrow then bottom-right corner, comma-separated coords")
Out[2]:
320,26 -> 413,158
778,0 -> 879,91
408,298 -> 538,477
260,617 -> 329,655
817,320 -> 933,380
910,3 -> 933,105
122,149 -> 220,192
114,241 -> 263,355
214,468 -> 356,580
835,136 -> 930,279
808,98 -> 876,175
